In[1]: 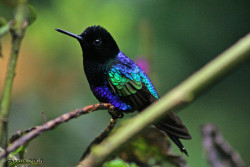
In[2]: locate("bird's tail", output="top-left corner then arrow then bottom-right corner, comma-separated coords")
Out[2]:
154,111 -> 191,156
168,134 -> 189,156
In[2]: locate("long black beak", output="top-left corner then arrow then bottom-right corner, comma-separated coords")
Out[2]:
55,28 -> 83,41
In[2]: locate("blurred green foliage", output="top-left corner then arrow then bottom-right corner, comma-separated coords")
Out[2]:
104,158 -> 138,167
118,127 -> 186,167
0,0 -> 249,166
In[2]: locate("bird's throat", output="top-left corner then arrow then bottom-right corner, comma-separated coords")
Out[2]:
83,60 -> 107,86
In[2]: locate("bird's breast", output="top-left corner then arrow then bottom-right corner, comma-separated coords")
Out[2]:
83,61 -> 108,86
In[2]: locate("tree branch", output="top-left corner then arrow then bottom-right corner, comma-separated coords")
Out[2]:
0,2 -> 29,144
201,124 -> 245,167
0,103 -> 114,160
78,33 -> 250,167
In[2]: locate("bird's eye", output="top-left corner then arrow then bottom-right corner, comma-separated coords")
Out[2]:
93,39 -> 102,46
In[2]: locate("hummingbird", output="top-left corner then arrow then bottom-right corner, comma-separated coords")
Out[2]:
55,25 -> 191,155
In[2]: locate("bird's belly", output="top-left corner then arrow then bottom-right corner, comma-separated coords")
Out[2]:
91,84 -> 134,113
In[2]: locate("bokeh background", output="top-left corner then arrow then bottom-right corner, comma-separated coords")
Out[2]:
0,0 -> 249,166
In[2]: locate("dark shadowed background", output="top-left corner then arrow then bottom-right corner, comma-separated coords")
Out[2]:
0,0 -> 249,166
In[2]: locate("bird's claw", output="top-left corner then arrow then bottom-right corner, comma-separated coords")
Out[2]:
108,110 -> 124,119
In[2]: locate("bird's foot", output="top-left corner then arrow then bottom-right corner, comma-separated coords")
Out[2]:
108,110 -> 124,119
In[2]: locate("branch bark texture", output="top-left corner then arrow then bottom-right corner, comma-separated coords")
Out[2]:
0,103 -> 114,160
202,124 -> 245,167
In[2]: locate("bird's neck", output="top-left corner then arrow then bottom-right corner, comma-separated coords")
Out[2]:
83,59 -> 110,87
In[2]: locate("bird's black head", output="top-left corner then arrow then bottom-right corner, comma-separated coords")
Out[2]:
56,25 -> 120,63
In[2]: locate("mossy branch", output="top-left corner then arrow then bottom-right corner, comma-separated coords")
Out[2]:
78,33 -> 250,167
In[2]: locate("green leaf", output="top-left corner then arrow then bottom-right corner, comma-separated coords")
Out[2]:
0,17 -> 7,27
26,4 -> 37,26
104,158 -> 139,167
10,145 -> 24,157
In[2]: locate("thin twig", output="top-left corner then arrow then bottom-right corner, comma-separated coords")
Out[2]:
78,33 -> 250,167
80,118 -> 118,161
41,112 -> 47,123
0,103 -> 114,160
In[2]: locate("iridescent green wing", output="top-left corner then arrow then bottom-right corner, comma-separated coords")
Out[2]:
108,66 -> 142,96
107,63 -> 157,110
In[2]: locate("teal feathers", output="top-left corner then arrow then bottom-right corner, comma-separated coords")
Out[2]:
108,52 -> 158,99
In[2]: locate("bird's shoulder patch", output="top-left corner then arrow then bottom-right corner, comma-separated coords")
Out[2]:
107,62 -> 143,96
